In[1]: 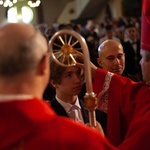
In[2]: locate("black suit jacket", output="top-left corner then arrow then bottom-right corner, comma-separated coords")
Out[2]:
50,98 -> 89,124
122,40 -> 142,77
51,97 -> 108,135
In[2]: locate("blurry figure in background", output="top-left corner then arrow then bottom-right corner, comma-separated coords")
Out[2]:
44,25 -> 56,40
80,19 -> 98,40
94,23 -> 101,38
58,23 -> 73,31
123,23 -> 142,80
58,23 -> 67,30
92,22 -> 106,40
72,24 -> 82,33
86,35 -> 99,67
99,25 -> 121,44
78,19 -> 99,67
36,23 -> 48,34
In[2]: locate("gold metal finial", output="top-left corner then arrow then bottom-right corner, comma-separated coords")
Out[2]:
61,44 -> 73,55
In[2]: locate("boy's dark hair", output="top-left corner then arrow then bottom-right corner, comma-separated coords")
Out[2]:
50,54 -> 83,84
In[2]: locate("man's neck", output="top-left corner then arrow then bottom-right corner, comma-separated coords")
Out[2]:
56,93 -> 78,105
0,94 -> 34,102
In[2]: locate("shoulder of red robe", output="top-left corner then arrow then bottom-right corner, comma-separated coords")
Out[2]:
141,0 -> 150,52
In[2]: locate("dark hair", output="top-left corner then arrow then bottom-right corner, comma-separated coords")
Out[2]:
58,24 -> 66,30
50,59 -> 66,84
125,23 -> 135,29
50,54 -> 83,84
105,25 -> 113,30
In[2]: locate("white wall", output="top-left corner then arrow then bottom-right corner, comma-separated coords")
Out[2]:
0,0 -> 123,25
76,0 -> 89,17
108,0 -> 123,19
57,0 -> 90,23
57,1 -> 77,23
95,0 -> 123,23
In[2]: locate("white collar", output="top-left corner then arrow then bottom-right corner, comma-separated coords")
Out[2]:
56,95 -> 81,112
0,94 -> 33,102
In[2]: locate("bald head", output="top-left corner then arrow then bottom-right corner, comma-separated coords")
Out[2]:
98,40 -> 123,57
97,39 -> 125,75
0,23 -> 48,76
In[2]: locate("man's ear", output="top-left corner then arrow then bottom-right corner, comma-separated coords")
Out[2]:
50,79 -> 57,89
37,54 -> 50,76
97,58 -> 102,67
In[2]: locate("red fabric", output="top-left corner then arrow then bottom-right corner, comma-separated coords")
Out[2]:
0,97 -> 117,150
141,0 -> 150,51
93,68 -> 150,149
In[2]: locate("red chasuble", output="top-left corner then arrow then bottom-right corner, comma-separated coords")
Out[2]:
93,68 -> 150,149
0,97 -> 116,150
141,0 -> 150,51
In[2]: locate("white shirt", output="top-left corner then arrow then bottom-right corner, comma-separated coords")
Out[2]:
130,39 -> 137,54
56,95 -> 84,123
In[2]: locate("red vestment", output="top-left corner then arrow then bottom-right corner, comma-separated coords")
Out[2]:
93,68 -> 150,149
0,97 -> 116,150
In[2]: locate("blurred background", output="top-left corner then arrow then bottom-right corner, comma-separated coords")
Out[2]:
0,0 -> 143,96
0,0 -> 142,25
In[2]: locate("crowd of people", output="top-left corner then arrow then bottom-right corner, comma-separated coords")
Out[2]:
37,15 -> 142,80
0,0 -> 150,149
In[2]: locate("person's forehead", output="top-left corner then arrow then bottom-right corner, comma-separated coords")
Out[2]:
103,48 -> 124,57
104,44 -> 123,52
64,66 -> 81,73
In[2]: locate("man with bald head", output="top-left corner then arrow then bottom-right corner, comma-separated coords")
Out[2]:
0,23 -> 117,150
97,39 -> 125,75
97,39 -> 140,81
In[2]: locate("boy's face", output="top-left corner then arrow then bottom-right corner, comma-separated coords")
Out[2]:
54,66 -> 83,96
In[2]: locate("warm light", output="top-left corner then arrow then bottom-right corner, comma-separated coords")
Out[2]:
17,14 -> 22,21
0,0 -> 3,5
13,0 -> 17,4
28,0 -> 41,8
3,0 -> 13,7
22,6 -> 33,23
7,6 -> 33,23
0,0 -> 41,7
7,7 -> 17,23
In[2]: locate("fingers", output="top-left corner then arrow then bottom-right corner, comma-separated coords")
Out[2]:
73,49 -> 98,77
75,63 -> 84,70
95,121 -> 104,136
85,121 -> 105,136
